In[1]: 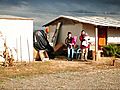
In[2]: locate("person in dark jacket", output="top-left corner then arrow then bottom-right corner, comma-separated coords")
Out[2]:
33,30 -> 54,59
65,32 -> 74,61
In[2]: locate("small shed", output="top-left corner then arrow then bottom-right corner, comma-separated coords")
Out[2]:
43,15 -> 120,60
0,15 -> 33,62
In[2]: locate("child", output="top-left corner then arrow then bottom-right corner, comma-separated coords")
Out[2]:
72,36 -> 77,46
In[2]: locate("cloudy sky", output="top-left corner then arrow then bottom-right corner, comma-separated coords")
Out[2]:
0,0 -> 120,29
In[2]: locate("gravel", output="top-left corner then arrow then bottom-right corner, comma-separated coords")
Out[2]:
0,68 -> 120,90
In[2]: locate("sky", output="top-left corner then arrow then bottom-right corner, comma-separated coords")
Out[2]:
0,0 -> 120,29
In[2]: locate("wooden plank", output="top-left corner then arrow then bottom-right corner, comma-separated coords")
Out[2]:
54,43 -> 64,52
51,22 -> 62,47
39,50 -> 49,61
33,48 -> 40,61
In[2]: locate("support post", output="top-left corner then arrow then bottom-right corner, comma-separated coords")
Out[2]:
95,26 -> 98,61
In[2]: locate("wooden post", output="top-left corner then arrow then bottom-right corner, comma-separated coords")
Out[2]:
95,26 -> 98,61
27,38 -> 30,63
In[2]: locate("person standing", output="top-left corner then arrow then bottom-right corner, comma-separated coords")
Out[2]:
65,32 -> 74,61
79,30 -> 90,61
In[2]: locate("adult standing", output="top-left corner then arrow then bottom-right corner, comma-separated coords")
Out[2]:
79,30 -> 90,61
65,32 -> 74,61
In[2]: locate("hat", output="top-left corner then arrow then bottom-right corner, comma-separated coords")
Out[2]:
67,32 -> 72,35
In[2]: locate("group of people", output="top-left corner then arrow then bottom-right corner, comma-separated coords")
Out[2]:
65,30 -> 90,61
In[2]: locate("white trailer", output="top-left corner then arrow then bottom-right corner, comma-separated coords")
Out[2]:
0,16 -> 33,62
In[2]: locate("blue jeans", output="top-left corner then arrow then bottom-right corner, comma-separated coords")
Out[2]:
68,47 -> 74,59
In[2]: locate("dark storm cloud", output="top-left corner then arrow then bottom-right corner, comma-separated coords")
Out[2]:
1,0 -> 120,8
0,0 -> 120,13
0,0 -> 25,6
0,0 -> 120,29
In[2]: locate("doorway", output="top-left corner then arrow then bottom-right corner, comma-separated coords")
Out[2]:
98,27 -> 107,50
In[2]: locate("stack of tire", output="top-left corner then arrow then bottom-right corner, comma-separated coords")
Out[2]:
33,30 -> 54,60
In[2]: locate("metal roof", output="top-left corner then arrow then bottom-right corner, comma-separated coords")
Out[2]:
44,15 -> 120,27
0,15 -> 33,20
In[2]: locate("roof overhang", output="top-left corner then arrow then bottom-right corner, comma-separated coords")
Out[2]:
43,15 -> 120,28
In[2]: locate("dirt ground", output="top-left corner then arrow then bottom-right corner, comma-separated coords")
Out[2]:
0,58 -> 120,90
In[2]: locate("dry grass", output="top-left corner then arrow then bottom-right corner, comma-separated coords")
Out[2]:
0,60 -> 84,83
0,58 -> 120,84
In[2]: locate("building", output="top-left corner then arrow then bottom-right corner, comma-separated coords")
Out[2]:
43,15 -> 120,60
0,15 -> 33,62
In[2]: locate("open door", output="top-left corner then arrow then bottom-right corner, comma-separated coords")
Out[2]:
98,27 -> 107,49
